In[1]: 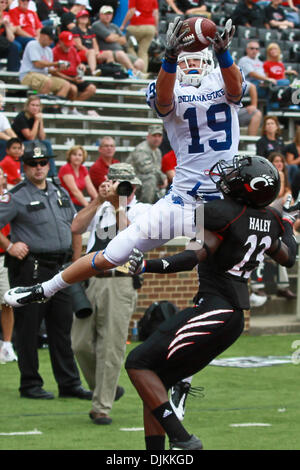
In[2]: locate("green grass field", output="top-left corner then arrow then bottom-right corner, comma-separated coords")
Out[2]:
0,333 -> 299,451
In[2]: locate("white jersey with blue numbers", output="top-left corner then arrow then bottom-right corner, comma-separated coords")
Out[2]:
146,67 -> 244,202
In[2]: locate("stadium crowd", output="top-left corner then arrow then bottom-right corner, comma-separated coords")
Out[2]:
0,0 -> 300,436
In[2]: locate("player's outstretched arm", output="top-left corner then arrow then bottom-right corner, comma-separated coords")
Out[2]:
155,16 -> 194,115
128,231 -> 221,275
207,19 -> 243,103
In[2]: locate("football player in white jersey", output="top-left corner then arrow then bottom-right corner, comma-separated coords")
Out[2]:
4,19 -> 245,313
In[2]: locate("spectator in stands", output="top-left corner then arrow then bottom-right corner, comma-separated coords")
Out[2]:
165,0 -> 210,17
0,167 -> 18,364
238,40 -> 277,99
9,0 -> 36,11
264,42 -> 298,86
0,137 -> 23,188
269,151 -> 292,205
52,30 -> 97,115
36,0 -> 65,27
58,145 -> 98,211
0,94 -> 17,161
126,124 -> 167,204
119,0 -> 159,73
0,0 -> 21,72
161,149 -> 176,188
12,95 -> 57,176
89,0 -> 119,20
264,0 -> 295,30
89,136 -> 119,189
256,115 -> 285,159
19,26 -> 73,99
284,126 -> 300,183
238,81 -> 262,138
60,0 -> 92,33
232,0 -> 268,28
91,5 -> 145,78
72,9 -> 114,76
9,0 -> 43,52
282,0 -> 300,25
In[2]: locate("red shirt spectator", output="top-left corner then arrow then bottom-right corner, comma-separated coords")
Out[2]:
89,137 -> 120,189
0,155 -> 21,186
0,223 -> 10,254
9,5 -> 43,37
127,0 -> 158,26
89,156 -> 119,189
53,34 -> 81,77
161,149 -> 176,174
263,61 -> 285,80
58,161 -> 88,206
161,149 -> 177,186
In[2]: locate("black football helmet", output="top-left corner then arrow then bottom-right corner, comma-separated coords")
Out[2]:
209,155 -> 280,208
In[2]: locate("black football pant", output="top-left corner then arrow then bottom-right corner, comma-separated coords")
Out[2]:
125,294 -> 244,389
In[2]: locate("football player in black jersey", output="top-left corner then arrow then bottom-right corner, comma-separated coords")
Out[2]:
125,155 -> 299,451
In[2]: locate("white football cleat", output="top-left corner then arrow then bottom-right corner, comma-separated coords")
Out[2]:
4,284 -> 48,308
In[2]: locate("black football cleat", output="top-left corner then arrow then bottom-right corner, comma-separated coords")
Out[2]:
170,434 -> 203,450
4,284 -> 48,307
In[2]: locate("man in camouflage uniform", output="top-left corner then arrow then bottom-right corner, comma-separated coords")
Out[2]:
126,125 -> 167,204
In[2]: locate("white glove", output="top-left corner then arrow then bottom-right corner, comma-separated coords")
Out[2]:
282,192 -> 300,224
206,19 -> 235,54
165,16 -> 195,60
128,248 -> 145,275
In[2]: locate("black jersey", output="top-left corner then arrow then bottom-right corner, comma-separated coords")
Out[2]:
196,198 -> 284,309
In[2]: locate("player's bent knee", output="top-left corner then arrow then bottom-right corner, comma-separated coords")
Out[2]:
125,348 -> 147,371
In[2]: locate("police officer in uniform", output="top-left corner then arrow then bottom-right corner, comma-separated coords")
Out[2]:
126,125 -> 168,204
0,147 -> 91,399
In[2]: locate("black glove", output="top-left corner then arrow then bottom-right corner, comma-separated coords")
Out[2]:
165,16 -> 195,62
206,19 -> 235,55
128,248 -> 146,275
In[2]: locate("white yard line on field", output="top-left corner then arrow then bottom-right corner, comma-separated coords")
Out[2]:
230,423 -> 271,427
0,428 -> 42,436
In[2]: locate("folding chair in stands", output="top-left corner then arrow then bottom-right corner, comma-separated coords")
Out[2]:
280,28 -> 300,42
237,26 -> 258,40
211,13 -> 226,26
257,28 -> 281,46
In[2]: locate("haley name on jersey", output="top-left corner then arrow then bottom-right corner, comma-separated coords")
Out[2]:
195,198 -> 283,309
146,68 -> 245,201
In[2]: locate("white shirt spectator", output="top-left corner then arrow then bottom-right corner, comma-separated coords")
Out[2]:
19,39 -> 53,82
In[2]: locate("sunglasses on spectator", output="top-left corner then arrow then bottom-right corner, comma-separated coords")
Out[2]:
249,47 -> 259,50
26,159 -> 49,167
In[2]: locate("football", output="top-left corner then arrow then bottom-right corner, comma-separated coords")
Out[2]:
180,17 -> 217,53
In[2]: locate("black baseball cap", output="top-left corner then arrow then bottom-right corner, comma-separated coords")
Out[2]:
40,26 -> 56,40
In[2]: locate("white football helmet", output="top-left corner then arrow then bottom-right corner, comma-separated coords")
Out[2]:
176,49 -> 215,87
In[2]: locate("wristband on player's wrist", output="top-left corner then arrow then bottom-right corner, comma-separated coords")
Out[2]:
162,57 -> 178,73
140,260 -> 146,273
216,49 -> 233,68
